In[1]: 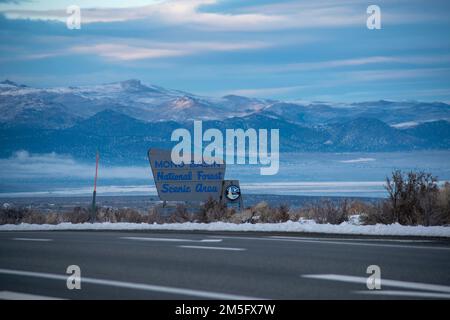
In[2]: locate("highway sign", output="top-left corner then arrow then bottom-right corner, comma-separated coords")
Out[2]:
148,148 -> 226,201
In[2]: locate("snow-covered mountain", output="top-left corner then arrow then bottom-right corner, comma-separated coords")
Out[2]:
1,79 -> 449,163
2,79 -> 449,129
0,79 -> 269,127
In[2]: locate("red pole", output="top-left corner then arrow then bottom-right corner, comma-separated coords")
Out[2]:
94,151 -> 99,192
91,151 -> 99,222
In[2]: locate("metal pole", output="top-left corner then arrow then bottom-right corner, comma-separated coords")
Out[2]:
91,151 -> 99,222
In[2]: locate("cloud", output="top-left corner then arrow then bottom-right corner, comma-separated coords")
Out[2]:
0,150 -> 150,180
3,0 -> 440,31
2,0 -> 285,31
345,67 -> 450,82
0,0 -> 30,3
71,44 -> 184,61
255,56 -> 397,74
243,55 -> 450,74
67,40 -> 270,61
227,85 -> 308,98
0,36 -> 271,62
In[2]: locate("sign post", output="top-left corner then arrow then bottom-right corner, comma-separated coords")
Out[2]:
147,148 -> 243,211
148,148 -> 226,202
221,180 -> 243,211
91,150 -> 99,222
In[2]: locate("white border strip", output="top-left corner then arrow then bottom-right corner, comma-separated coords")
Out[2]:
303,274 -> 450,293
0,268 -> 263,300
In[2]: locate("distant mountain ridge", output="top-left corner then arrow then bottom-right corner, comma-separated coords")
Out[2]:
0,79 -> 269,127
2,79 -> 449,127
0,80 -> 449,163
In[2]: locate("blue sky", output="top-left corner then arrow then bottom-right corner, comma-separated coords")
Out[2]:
0,0 -> 450,102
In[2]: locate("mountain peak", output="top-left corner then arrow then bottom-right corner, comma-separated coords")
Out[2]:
115,79 -> 168,94
89,109 -> 138,121
223,94 -> 246,100
119,79 -> 145,90
0,79 -> 25,87
120,79 -> 141,86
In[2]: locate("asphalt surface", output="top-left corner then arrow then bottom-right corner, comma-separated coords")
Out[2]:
0,230 -> 449,300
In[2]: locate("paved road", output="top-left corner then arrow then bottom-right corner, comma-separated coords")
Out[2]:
0,230 -> 449,299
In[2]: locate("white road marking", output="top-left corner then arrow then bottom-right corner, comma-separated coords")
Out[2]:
121,237 -> 222,243
12,238 -> 53,242
0,290 -> 64,300
354,290 -> 450,299
178,245 -> 246,251
270,236 -> 434,243
302,274 -> 450,293
208,235 -> 450,251
0,268 -> 261,300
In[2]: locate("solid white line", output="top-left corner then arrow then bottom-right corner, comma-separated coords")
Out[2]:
178,245 -> 246,251
302,274 -> 450,293
121,237 -> 222,243
0,290 -> 64,300
208,235 -> 450,251
0,268 -> 261,300
12,238 -> 53,242
269,236 -> 434,243
354,290 -> 450,299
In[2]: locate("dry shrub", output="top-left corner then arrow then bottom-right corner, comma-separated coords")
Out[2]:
277,204 -> 290,222
248,202 -> 291,223
348,200 -> 371,215
249,201 -> 269,223
63,207 -> 91,223
0,207 -> 61,225
197,197 -> 233,222
436,182 -> 450,225
45,212 -> 62,225
297,200 -> 349,225
116,208 -> 145,223
360,202 -> 394,225
147,208 -> 163,224
0,207 -> 31,224
22,211 -> 48,224
363,170 -> 450,226
168,204 -> 192,223
96,207 -> 117,223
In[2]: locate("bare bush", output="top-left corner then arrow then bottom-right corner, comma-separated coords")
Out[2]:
197,197 -> 232,222
277,204 -> 290,222
247,202 -> 291,223
0,208 -> 65,225
115,208 -> 145,223
382,170 -> 441,225
168,204 -> 192,223
360,201 -> 394,225
45,212 -> 62,225
435,182 -> 450,225
361,170 -> 449,226
0,207 -> 31,224
147,208 -> 163,224
22,211 -> 48,224
96,207 -> 114,222
63,207 -> 91,224
298,200 -> 349,225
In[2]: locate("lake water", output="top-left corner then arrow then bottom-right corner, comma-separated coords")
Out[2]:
0,151 -> 449,198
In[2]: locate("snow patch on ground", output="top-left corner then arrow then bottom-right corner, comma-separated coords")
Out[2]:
391,121 -> 419,129
339,158 -> 376,163
0,220 -> 449,237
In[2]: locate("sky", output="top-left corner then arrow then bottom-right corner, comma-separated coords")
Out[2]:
0,0 -> 450,102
